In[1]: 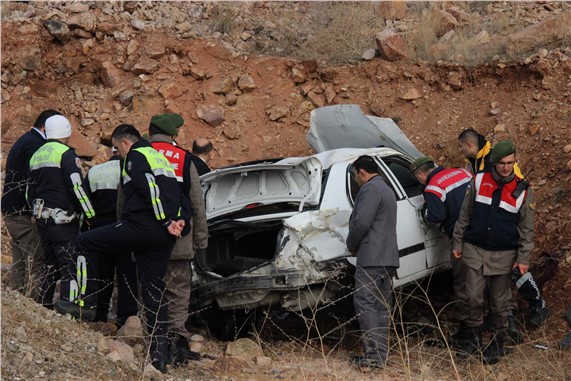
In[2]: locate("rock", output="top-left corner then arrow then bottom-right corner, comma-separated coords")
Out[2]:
266,105 -> 289,121
107,339 -> 135,363
225,93 -> 238,106
117,316 -> 143,346
132,58 -> 160,75
375,29 -> 409,61
255,356 -> 272,368
307,91 -> 325,108
567,159 -> 571,171
119,90 -> 133,106
190,334 -> 205,342
158,82 -> 185,99
21,48 -> 42,71
446,6 -> 472,24
432,9 -> 459,38
106,351 -> 122,362
143,362 -> 163,379
489,108 -> 501,115
291,68 -> 306,84
563,144 -> 571,154
225,338 -> 263,358
131,19 -> 145,31
362,48 -> 376,61
506,11 -> 571,55
214,356 -> 253,371
324,86 -> 336,103
188,66 -> 207,80
379,1 -> 407,20
494,123 -> 506,133
15,326 -> 28,343
175,21 -> 192,33
213,77 -> 234,94
447,72 -> 463,90
240,31 -> 252,41
97,337 -> 110,354
146,46 -> 166,60
370,102 -> 385,116
1,89 -> 11,103
100,61 -> 122,88
300,83 -> 313,96
470,30 -> 490,45
43,19 -> 71,43
67,12 -> 97,34
126,40 -> 139,57
69,130 -> 97,158
68,2 -> 89,13
528,124 -> 540,136
222,125 -> 241,140
190,342 -> 202,353
401,87 -> 422,100
238,75 -> 256,92
196,104 -> 225,127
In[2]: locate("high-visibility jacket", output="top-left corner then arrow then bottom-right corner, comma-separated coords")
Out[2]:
120,139 -> 180,224
466,136 -> 523,178
463,171 -> 529,251
85,156 -> 121,228
28,140 -> 95,219
423,166 -> 472,238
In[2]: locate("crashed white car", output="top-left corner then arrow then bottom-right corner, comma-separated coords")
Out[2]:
192,105 -> 450,339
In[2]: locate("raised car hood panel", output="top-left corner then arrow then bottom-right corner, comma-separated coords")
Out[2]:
201,157 -> 322,219
308,104 -> 423,158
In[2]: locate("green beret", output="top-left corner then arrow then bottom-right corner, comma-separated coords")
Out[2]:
150,113 -> 184,136
410,156 -> 435,173
490,140 -> 516,163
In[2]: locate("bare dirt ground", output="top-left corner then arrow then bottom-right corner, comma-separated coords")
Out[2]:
1,1 -> 571,380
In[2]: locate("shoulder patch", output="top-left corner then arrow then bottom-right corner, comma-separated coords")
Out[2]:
75,157 -> 82,169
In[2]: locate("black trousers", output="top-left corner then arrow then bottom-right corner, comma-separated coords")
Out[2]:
35,221 -> 81,307
76,217 -> 176,363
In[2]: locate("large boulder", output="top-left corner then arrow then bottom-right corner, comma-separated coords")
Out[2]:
375,30 -> 409,61
506,11 -> 571,56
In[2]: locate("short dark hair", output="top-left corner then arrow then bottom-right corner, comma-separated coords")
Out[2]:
33,109 -> 61,128
193,139 -> 213,155
458,128 -> 479,143
415,162 -> 435,174
351,155 -> 381,175
111,124 -> 141,143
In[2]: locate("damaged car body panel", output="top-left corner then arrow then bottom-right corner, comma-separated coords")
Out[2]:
192,105 -> 451,330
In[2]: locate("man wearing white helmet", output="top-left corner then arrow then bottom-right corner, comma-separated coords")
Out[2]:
27,114 -> 96,318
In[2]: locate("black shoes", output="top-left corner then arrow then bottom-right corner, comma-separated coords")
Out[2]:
351,355 -> 384,372
529,307 -> 549,328
54,300 -> 96,322
482,334 -> 507,365
455,327 -> 481,360
507,314 -> 523,344
151,360 -> 167,374
168,334 -> 201,367
448,322 -> 471,350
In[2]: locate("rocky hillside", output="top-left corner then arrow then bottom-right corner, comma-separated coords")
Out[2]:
2,1 -> 571,380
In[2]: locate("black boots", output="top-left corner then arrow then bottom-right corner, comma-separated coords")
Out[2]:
151,360 -> 167,374
507,313 -> 523,344
529,306 -> 549,328
168,334 -> 200,367
482,333 -> 507,365
448,322 -> 472,349
54,300 -> 96,322
455,327 -> 481,359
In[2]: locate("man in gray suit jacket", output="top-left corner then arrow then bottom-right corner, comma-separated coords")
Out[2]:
346,155 -> 399,371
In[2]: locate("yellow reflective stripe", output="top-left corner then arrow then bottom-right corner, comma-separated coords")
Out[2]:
71,173 -> 95,218
145,173 -> 166,220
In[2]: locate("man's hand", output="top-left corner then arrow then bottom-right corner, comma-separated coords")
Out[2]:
452,249 -> 462,259
167,220 -> 185,237
513,262 -> 529,275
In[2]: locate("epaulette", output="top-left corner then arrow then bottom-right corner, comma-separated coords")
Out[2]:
512,178 -> 529,198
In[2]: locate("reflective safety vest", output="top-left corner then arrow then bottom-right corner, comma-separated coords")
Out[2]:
150,141 -> 186,183
86,157 -> 121,227
463,171 -> 528,251
29,141 -> 95,219
425,167 -> 472,202
122,146 -> 177,221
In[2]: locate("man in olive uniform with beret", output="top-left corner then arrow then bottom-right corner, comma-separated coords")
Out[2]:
452,140 -> 535,364
148,113 -> 208,366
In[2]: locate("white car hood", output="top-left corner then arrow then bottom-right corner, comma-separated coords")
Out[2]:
201,157 -> 323,219
307,104 -> 423,158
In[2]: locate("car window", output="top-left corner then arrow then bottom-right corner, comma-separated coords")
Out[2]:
383,157 -> 423,198
346,164 -> 399,205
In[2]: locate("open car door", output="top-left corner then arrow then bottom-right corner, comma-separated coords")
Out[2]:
308,104 -> 423,159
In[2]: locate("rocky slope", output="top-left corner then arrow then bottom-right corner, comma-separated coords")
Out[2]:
1,1 -> 571,380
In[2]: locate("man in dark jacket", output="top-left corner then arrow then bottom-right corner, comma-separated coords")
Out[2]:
346,155 -> 399,371
56,124 -> 184,374
453,140 -> 535,364
190,138 -> 213,175
2,109 -> 60,298
27,114 -> 96,309
411,156 -> 472,347
148,113 -> 208,366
